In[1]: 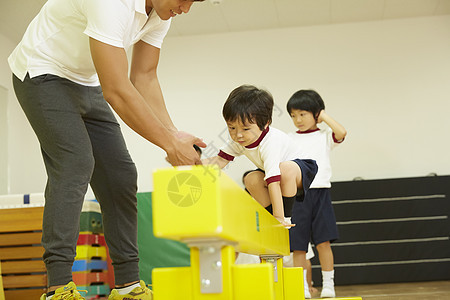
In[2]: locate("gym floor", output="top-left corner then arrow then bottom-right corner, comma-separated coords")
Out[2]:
322,280 -> 450,299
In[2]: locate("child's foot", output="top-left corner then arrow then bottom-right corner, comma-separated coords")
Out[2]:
321,269 -> 336,298
310,285 -> 318,296
304,287 -> 312,299
320,284 -> 336,298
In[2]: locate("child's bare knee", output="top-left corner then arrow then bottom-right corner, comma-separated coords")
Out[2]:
243,171 -> 264,189
280,161 -> 299,177
316,241 -> 331,251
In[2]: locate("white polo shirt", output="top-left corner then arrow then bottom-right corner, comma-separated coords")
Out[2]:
8,0 -> 171,86
218,127 -> 305,184
288,128 -> 343,188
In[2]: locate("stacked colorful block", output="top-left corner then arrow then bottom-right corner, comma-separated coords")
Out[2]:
73,201 -> 110,300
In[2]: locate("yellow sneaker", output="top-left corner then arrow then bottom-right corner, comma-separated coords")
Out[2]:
108,280 -> 152,300
40,282 -> 87,300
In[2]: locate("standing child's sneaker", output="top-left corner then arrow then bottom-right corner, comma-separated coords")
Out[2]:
320,284 -> 335,298
320,270 -> 336,298
108,280 -> 152,300
40,282 -> 86,300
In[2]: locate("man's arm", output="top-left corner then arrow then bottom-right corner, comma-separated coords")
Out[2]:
89,38 -> 203,165
130,41 -> 176,132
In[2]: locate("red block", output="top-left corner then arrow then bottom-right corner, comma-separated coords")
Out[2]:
106,245 -> 115,289
78,233 -> 106,246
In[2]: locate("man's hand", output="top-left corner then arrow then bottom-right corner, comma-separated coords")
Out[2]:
166,131 -> 206,166
176,131 -> 207,148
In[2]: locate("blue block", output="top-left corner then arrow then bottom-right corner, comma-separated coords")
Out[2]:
72,259 -> 108,272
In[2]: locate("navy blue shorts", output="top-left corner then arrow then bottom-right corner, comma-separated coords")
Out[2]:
242,159 -> 318,217
292,158 -> 318,198
289,188 -> 339,252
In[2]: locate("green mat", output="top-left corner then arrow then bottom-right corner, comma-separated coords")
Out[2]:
137,192 -> 190,284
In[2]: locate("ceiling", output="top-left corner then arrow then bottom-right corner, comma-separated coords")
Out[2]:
1,0 -> 449,44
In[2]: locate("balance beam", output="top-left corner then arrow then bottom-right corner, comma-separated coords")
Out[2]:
153,165 -> 289,256
152,165 -> 362,300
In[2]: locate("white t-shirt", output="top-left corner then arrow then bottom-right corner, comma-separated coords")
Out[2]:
8,0 -> 171,86
288,128 -> 342,188
219,127 -> 305,184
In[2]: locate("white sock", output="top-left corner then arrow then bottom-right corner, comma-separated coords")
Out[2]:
303,268 -> 312,298
322,270 -> 335,285
304,269 -> 309,289
116,282 -> 141,295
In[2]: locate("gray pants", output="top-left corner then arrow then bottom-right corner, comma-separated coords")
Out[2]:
13,74 -> 139,287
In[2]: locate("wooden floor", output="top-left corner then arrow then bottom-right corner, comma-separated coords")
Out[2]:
309,281 -> 450,299
92,281 -> 450,300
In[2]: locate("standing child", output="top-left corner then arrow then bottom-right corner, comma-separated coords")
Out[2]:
286,89 -> 347,298
202,85 -> 318,297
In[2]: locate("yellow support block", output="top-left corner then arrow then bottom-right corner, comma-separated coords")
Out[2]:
153,166 -> 289,256
152,267 -> 193,300
153,244 -> 238,300
232,263 -> 275,300
190,245 -> 235,300
283,267 -> 304,300
261,257 -> 286,300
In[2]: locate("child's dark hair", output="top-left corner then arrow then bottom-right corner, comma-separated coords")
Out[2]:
287,90 -> 325,120
222,85 -> 273,131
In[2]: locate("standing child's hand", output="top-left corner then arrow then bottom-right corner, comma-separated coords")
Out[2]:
317,110 -> 326,124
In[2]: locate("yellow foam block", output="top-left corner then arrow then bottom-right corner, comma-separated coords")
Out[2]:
153,166 -> 289,256
283,267 -> 304,300
232,263 -> 275,300
261,257 -> 288,300
152,267 -> 193,300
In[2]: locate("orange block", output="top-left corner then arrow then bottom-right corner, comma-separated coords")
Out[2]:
73,271 -> 108,286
